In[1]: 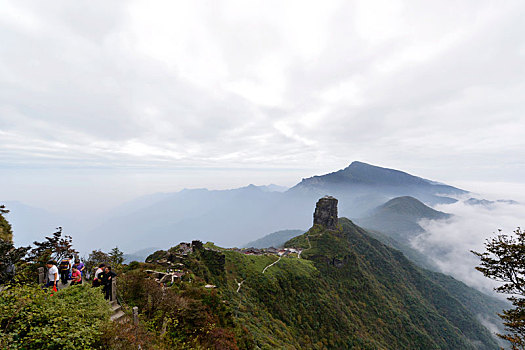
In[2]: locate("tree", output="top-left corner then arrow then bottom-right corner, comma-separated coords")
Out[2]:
0,205 -> 30,284
84,247 -> 124,279
85,249 -> 110,279
27,227 -> 78,266
109,246 -> 124,267
472,228 -> 525,349
0,239 -> 30,285
0,205 -> 13,242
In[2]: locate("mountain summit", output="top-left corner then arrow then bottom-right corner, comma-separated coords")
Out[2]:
313,196 -> 338,229
289,161 -> 465,216
372,196 -> 451,220
294,161 -> 465,193
355,196 -> 451,245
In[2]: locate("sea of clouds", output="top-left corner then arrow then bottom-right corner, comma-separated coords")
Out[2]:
412,197 -> 525,296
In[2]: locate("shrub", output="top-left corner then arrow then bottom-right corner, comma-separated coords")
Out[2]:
0,284 -> 111,349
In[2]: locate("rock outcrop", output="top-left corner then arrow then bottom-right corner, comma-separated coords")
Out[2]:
313,196 -> 338,229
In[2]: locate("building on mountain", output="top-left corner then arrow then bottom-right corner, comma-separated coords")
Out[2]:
178,242 -> 192,255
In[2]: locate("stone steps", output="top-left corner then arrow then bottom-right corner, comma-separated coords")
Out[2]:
109,300 -> 127,322
110,309 -> 126,322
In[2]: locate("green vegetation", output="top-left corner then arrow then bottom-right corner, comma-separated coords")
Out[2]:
84,246 -> 126,278
118,264 -> 254,349
129,218 -> 499,349
355,196 -> 450,244
248,219 -> 498,349
0,284 -> 111,349
27,227 -> 78,267
0,201 -> 505,349
0,240 -> 29,285
0,205 -> 13,242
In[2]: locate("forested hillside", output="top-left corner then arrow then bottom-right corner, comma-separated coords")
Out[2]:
137,218 -> 499,349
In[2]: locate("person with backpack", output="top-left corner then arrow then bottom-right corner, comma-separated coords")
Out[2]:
58,257 -> 72,285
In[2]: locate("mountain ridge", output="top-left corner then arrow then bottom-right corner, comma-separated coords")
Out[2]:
280,218 -> 499,349
139,211 -> 502,348
82,161 -> 471,251
291,161 -> 465,194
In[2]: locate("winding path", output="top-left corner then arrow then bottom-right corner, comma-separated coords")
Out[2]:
298,235 -> 312,259
235,246 -> 303,297
262,256 -> 282,274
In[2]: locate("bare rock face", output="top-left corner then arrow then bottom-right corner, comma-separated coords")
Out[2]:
313,196 -> 338,229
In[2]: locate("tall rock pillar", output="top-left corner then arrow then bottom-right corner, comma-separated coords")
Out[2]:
313,196 -> 338,229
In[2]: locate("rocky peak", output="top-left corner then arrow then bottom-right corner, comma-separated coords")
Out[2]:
313,196 -> 338,229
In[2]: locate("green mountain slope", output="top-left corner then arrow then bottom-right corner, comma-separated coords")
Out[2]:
371,196 -> 450,220
355,196 -> 450,244
283,219 -> 497,349
188,218 -> 499,349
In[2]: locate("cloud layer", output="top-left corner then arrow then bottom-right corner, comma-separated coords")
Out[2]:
413,200 -> 525,295
1,0 -> 524,181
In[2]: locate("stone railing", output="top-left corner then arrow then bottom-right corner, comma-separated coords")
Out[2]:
111,277 -> 117,301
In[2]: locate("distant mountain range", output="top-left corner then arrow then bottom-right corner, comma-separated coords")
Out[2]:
2,159 -> 513,349
123,247 -> 160,264
1,161 -> 512,344
4,161 -> 515,257
243,229 -> 304,248
79,161 -> 471,252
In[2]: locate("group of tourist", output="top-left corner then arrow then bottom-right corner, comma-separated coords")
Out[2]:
44,258 -> 116,300
44,256 -> 84,289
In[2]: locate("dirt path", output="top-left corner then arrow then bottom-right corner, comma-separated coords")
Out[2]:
298,235 -> 312,259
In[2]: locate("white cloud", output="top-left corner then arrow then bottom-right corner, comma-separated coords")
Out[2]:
412,199 -> 525,295
1,0 -> 525,206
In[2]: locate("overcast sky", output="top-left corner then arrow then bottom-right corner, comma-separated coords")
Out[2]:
1,0 -> 525,212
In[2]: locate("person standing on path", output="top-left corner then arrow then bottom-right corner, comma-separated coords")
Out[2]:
100,266 -> 117,300
58,256 -> 72,285
92,263 -> 105,287
45,260 -> 58,289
